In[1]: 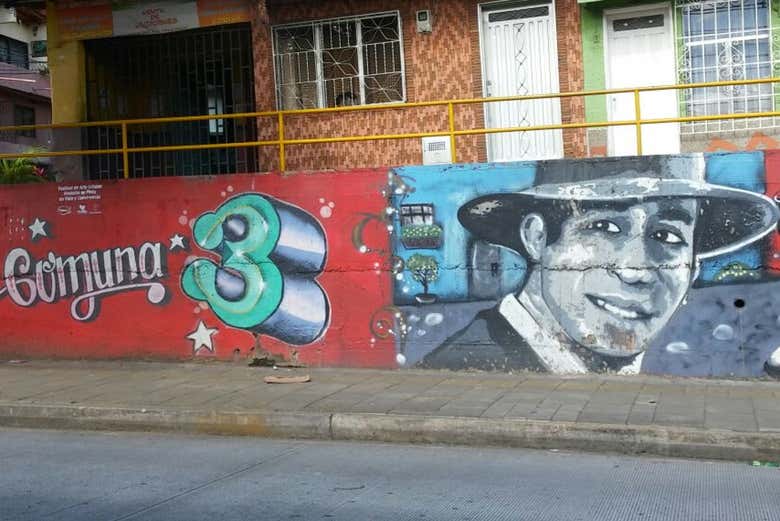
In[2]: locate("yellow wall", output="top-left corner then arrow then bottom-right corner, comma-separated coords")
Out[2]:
46,1 -> 85,124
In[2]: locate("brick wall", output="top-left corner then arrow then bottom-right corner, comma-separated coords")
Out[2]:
254,0 -> 586,171
555,0 -> 586,158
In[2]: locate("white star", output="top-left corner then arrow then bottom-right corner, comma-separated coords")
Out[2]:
28,218 -> 48,240
187,321 -> 217,354
169,233 -> 186,251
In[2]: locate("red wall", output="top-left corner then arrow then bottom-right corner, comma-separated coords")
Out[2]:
0,169 -> 396,367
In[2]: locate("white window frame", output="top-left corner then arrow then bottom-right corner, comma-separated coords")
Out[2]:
675,0 -> 777,133
272,11 -> 407,110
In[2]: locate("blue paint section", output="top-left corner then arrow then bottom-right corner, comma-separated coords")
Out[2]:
698,152 -> 766,285
705,151 -> 765,193
389,152 -> 780,377
697,248 -> 763,284
390,163 -> 534,305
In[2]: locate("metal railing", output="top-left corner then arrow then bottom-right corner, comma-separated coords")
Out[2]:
1,77 -> 779,177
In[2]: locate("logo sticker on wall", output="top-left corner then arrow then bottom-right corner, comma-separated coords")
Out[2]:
181,194 -> 329,346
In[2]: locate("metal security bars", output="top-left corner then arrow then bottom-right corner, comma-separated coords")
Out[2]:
83,23 -> 257,180
3,77 -> 780,176
676,0 -> 777,133
0,34 -> 29,69
273,11 -> 405,109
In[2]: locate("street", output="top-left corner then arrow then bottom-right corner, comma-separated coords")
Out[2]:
1,428 -> 779,521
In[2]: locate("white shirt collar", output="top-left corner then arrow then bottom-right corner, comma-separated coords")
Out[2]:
497,293 -> 643,375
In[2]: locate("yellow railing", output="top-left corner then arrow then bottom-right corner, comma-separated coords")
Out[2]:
1,77 -> 779,177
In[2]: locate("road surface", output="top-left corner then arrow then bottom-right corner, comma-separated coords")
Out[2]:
2,428 -> 778,520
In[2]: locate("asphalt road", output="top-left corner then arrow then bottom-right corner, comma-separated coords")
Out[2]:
2,428 -> 779,521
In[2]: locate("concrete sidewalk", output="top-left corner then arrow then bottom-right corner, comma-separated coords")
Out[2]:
1,360 -> 780,461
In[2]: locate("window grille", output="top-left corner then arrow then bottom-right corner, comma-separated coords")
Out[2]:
273,12 -> 405,109
13,105 -> 35,138
676,0 -> 777,133
400,204 -> 434,226
83,24 -> 256,179
0,35 -> 29,69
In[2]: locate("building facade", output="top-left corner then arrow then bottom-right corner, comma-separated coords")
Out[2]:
0,6 -> 50,158
581,0 -> 780,156
42,0 -> 587,179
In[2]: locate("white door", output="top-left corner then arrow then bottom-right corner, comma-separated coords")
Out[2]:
605,5 -> 679,156
481,1 -> 563,162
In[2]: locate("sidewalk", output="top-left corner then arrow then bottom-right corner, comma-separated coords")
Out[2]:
1,360 -> 780,461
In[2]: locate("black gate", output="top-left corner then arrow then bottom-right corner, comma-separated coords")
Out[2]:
84,23 -> 257,179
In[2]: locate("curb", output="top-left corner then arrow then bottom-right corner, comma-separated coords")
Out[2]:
1,403 -> 778,461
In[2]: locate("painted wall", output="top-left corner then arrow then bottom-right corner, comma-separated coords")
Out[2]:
3,152 -> 780,378
0,170 -> 395,367
580,0 -> 636,123
45,1 -> 84,124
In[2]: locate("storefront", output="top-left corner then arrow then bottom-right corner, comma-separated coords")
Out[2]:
49,0 -> 258,179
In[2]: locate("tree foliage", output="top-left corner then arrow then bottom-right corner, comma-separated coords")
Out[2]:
406,254 -> 439,294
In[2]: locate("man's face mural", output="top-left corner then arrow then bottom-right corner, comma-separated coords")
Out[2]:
525,198 -> 698,358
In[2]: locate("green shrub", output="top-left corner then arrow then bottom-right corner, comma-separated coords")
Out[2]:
401,224 -> 442,240
0,157 -> 48,184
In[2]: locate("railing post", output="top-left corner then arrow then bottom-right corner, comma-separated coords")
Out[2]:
633,89 -> 643,155
277,112 -> 286,172
121,122 -> 129,179
448,102 -> 457,163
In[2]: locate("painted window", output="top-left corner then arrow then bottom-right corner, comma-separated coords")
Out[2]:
273,12 -> 405,109
677,0 -> 774,130
14,105 -> 35,138
0,35 -> 29,69
400,204 -> 434,226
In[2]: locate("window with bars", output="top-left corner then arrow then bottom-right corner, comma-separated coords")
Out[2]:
400,204 -> 434,226
676,0 -> 775,125
273,12 -> 405,109
0,35 -> 29,69
14,105 -> 35,138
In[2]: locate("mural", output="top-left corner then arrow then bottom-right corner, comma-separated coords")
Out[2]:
0,171 -> 393,366
181,194 -> 329,345
388,153 -> 780,377
3,152 -> 780,378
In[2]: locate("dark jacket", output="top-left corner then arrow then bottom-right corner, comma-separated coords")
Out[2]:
419,305 -> 641,373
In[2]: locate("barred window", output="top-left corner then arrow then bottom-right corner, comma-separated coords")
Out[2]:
0,35 -> 29,70
14,105 -> 35,138
273,12 -> 405,109
677,0 -> 774,126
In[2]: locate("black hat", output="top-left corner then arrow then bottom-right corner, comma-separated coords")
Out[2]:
458,154 -> 779,259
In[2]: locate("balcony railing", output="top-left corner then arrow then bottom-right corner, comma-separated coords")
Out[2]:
1,77 -> 780,177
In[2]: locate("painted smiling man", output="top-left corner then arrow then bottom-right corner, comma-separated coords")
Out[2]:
420,155 -> 779,374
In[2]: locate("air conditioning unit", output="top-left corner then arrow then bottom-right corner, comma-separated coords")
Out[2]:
421,136 -> 452,165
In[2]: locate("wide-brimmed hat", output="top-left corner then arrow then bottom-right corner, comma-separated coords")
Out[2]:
458,154 -> 779,260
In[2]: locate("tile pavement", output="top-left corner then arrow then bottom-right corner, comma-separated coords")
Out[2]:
2,361 -> 780,434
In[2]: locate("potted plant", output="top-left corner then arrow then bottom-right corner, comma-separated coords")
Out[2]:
406,254 -> 439,304
400,223 -> 443,249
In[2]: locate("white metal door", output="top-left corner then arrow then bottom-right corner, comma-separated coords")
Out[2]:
605,5 -> 679,156
481,2 -> 563,162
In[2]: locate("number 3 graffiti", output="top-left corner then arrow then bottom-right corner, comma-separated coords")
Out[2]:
181,194 -> 329,345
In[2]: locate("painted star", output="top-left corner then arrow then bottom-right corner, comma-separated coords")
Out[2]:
187,321 -> 218,354
28,218 -> 48,240
169,233 -> 186,251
